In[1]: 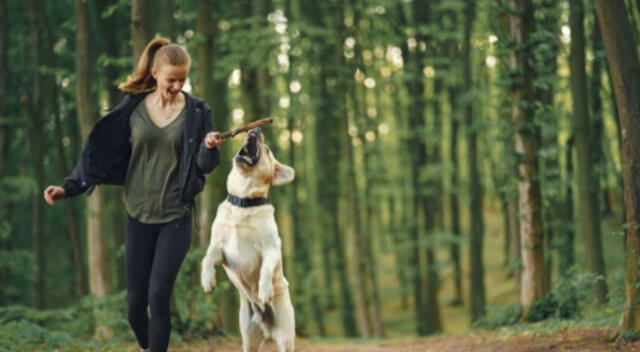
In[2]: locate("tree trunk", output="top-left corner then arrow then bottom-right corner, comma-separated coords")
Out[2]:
499,0 -> 548,315
160,0 -> 175,40
398,1 -> 426,335
40,2 -> 86,298
593,0 -> 640,331
444,5 -> 463,304
0,0 -> 10,305
76,0 -> 110,337
397,0 -> 443,334
306,0 -> 358,337
591,13 -> 614,218
559,138 -> 576,275
448,86 -> 463,305
344,0 -> 384,337
569,0 -> 608,305
463,0 -> 486,323
131,0 -> 152,62
26,0 -> 47,310
196,0 -> 215,248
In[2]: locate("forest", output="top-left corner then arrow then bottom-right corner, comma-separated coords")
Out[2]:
3,0 -> 640,351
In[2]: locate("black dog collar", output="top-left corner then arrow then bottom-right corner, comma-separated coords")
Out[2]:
227,194 -> 269,208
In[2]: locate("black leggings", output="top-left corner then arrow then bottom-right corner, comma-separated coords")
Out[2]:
125,214 -> 191,352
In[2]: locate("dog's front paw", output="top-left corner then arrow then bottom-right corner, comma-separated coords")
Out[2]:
200,259 -> 217,293
258,282 -> 273,306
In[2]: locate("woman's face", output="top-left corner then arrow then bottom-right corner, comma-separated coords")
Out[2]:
152,64 -> 189,101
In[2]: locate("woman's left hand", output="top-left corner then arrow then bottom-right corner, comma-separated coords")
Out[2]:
204,131 -> 225,149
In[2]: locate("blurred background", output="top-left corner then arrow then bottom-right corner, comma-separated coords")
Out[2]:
1,0 -> 640,350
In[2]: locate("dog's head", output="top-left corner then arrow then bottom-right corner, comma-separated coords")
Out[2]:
227,127 -> 295,198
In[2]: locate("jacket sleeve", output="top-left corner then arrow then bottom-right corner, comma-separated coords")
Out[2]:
61,155 -> 94,198
195,102 -> 220,174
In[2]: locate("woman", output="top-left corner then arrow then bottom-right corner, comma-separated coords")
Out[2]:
43,37 -> 225,352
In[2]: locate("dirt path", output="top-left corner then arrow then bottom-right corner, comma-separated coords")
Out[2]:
179,329 -> 640,351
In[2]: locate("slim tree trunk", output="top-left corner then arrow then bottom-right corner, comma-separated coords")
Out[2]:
569,0 -> 608,305
0,0 -> 10,305
591,14 -> 614,218
27,0 -> 47,310
593,0 -> 640,332
463,0 -> 486,323
160,0 -> 175,40
40,3 -> 86,298
444,4 -> 463,303
398,1 -> 426,335
306,0 -> 358,337
131,0 -> 152,62
196,0 -> 215,248
448,87 -> 463,305
498,0 -> 548,315
559,138 -> 576,275
397,0 -> 442,334
76,1 -> 110,339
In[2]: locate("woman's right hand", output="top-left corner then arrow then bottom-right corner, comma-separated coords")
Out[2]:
43,186 -> 65,205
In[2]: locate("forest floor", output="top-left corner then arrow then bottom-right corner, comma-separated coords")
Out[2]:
162,328 -> 640,351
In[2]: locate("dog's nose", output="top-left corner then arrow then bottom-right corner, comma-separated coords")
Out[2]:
248,127 -> 261,136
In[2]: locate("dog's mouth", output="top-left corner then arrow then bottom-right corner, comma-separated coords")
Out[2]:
235,128 -> 262,167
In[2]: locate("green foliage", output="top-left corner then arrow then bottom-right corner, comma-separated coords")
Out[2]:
618,330 -> 640,343
527,270 -> 601,322
474,269 -> 603,331
171,247 -> 226,340
472,304 -> 522,330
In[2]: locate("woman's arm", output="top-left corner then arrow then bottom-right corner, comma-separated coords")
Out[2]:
44,153 -> 92,205
195,103 -> 224,174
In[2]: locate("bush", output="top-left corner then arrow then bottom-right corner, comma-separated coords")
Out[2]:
472,304 -> 522,330
473,269 -> 602,330
526,269 -> 601,322
171,247 -> 226,341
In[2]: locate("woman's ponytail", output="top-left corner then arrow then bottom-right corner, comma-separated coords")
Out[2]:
118,37 -> 171,93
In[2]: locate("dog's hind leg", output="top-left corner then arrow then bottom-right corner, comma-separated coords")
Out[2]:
272,292 -> 295,352
272,330 -> 294,352
240,297 -> 265,352
200,243 -> 223,293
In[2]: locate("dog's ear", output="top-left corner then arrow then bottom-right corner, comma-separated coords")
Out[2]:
272,161 -> 295,186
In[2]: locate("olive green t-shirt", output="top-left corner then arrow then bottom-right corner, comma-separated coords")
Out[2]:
124,101 -> 186,224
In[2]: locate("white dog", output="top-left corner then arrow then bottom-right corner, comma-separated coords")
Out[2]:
200,127 -> 296,352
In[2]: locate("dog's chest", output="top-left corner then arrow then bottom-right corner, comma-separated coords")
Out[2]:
222,232 -> 262,277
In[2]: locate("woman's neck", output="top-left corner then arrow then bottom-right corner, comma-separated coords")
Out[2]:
149,90 -> 183,109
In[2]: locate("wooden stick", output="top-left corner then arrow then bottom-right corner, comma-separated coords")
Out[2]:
219,117 -> 274,139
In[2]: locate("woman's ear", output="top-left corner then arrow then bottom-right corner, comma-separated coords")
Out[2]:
272,161 -> 295,186
151,66 -> 157,80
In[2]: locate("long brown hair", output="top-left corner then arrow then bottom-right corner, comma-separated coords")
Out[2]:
118,36 -> 191,94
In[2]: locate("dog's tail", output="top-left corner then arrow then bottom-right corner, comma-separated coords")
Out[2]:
250,302 -> 275,337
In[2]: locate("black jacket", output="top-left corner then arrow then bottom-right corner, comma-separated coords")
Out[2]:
61,91 -> 220,209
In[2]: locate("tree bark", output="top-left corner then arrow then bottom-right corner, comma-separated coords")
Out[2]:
0,0 -> 9,306
463,0 -> 486,323
40,2 -> 86,298
499,0 -> 548,315
397,0 -> 442,335
345,0 -> 384,337
131,0 -> 153,62
196,0 -> 215,248
161,0 -> 175,40
559,138 -> 576,275
444,6 -> 463,305
76,0 -> 108,298
569,0 -> 608,305
26,0 -> 47,310
593,0 -> 640,331
307,0 -> 358,337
